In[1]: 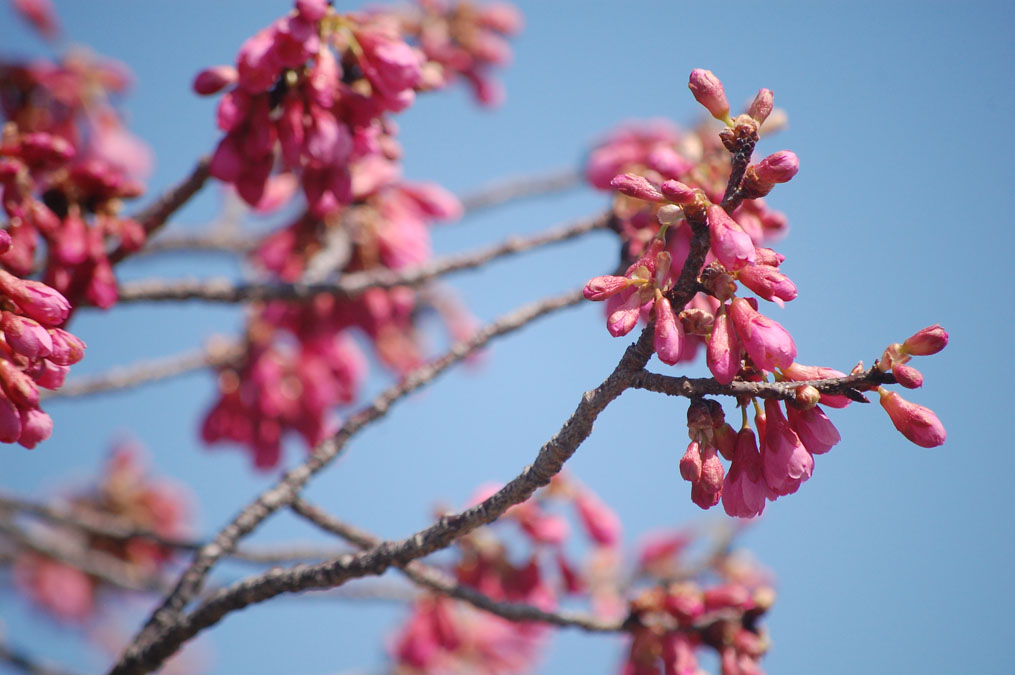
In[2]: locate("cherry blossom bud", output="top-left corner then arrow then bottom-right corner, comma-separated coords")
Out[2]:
753,151 -> 799,184
583,275 -> 630,300
19,132 -> 74,165
295,0 -> 329,21
902,324 -> 948,356
654,297 -> 684,365
688,69 -> 730,122
737,264 -> 798,303
575,490 -> 621,547
707,310 -> 740,385
715,423 -> 737,461
878,389 -> 946,447
657,203 -> 683,226
47,328 -> 85,366
748,88 -> 774,124
0,271 -> 71,326
18,407 -> 52,449
690,481 -> 721,509
1,312 -> 53,358
610,173 -> 664,202
192,65 -> 238,95
605,289 -> 643,337
707,205 -> 757,271
762,399 -> 813,496
679,441 -> 702,482
660,179 -> 697,205
893,363 -> 924,389
794,385 -> 821,408
755,247 -> 785,267
699,447 -> 725,493
722,428 -> 766,518
729,297 -> 796,372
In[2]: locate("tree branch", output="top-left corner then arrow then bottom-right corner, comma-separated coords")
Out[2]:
111,288 -> 585,673
114,212 -> 610,304
290,498 -> 622,633
628,367 -> 896,402
41,341 -> 243,400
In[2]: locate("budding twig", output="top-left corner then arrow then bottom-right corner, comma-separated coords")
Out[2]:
114,212 -> 610,304
627,367 -> 896,402
110,288 -> 585,674
291,498 -> 623,633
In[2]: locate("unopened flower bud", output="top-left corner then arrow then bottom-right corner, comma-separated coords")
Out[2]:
902,324 -> 948,356
892,363 -> 923,389
583,275 -> 630,301
688,69 -> 731,122
753,151 -> 799,184
748,88 -> 774,124
699,447 -> 725,493
660,179 -> 697,205
192,66 -> 238,95
795,385 -> 821,408
687,399 -> 712,434
610,173 -> 663,202
680,441 -> 702,482
656,203 -> 683,226
878,388 -> 946,448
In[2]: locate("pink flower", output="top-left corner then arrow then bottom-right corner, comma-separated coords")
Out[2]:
688,69 -> 730,121
1,312 -> 53,358
653,297 -> 684,365
753,151 -> 799,184
707,309 -> 740,385
707,205 -> 757,271
761,399 -> 813,496
583,275 -> 630,301
893,363 -> 924,389
781,362 -> 851,408
722,428 -> 767,518
610,173 -> 664,202
679,441 -> 702,482
748,89 -> 774,125
737,264 -> 797,303
902,324 -> 948,356
660,179 -> 697,205
575,490 -> 621,547
0,271 -> 70,327
729,298 -> 796,372
786,405 -> 840,455
878,389 -> 946,447
356,27 -> 423,110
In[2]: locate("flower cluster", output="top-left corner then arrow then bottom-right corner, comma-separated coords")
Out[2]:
14,444 -> 190,621
0,48 -> 152,309
197,1 -> 516,469
584,70 -> 948,515
390,475 -> 623,673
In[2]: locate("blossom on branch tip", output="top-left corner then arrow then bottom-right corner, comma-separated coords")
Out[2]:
688,69 -> 731,123
748,89 -> 774,125
610,173 -> 664,202
902,324 -> 949,356
878,389 -> 946,448
753,151 -> 799,184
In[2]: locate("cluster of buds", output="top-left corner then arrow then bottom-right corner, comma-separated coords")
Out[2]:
0,48 -> 152,309
197,2 -> 513,469
195,0 -> 519,213
13,445 -> 190,621
391,0 -> 524,106
622,530 -> 774,675
390,475 -> 623,673
0,263 -> 84,448
585,70 -> 949,516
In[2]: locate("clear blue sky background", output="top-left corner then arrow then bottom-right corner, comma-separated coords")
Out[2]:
2,1 -> 1013,673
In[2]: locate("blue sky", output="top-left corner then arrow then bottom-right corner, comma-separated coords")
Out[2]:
2,1 -> 1013,673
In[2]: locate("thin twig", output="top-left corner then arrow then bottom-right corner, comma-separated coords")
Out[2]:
291,499 -> 622,632
0,494 -> 353,565
0,637 -> 79,675
628,367 -> 896,402
114,212 -> 610,304
41,342 -> 243,400
108,158 -> 212,265
111,289 -> 585,673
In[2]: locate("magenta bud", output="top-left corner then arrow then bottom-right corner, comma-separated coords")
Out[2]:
610,173 -> 664,202
688,69 -> 730,121
2,312 -> 53,359
902,324 -> 948,356
879,389 -> 946,448
660,179 -> 697,205
47,328 -> 85,366
17,406 -> 52,449
748,89 -> 774,124
583,275 -> 630,301
0,270 -> 71,327
193,65 -> 238,95
753,151 -> 799,184
680,441 -> 702,482
699,447 -> 725,493
893,363 -> 924,389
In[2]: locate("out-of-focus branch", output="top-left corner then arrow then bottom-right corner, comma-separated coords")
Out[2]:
111,288 -> 585,673
135,167 -> 582,258
0,494 -> 352,566
41,341 -> 243,400
114,212 -> 610,304
0,636 -> 79,675
108,158 -> 212,265
290,499 -> 623,633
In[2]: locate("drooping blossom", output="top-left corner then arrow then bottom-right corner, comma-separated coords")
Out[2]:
878,388 -> 946,448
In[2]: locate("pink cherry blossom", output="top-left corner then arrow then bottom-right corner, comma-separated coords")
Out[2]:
707,205 -> 757,271
878,389 -> 946,448
729,298 -> 796,373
